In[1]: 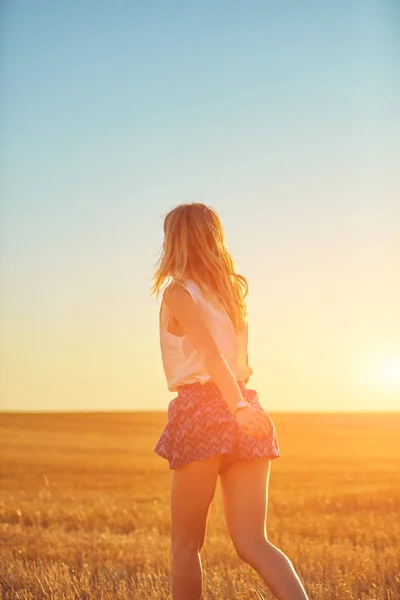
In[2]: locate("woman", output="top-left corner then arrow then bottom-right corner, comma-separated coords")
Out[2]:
151,203 -> 309,600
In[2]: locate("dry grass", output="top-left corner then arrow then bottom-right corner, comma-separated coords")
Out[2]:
0,410 -> 399,599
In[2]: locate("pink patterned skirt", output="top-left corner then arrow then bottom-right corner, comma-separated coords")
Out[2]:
154,380 -> 281,473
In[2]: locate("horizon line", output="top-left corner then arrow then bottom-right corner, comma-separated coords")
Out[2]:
2,410 -> 399,416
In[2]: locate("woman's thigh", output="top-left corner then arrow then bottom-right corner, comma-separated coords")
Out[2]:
219,457 -> 271,556
170,453 -> 222,553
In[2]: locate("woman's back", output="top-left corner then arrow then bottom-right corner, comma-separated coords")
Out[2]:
159,278 -> 253,391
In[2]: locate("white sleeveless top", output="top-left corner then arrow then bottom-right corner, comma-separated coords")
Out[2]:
159,279 -> 253,392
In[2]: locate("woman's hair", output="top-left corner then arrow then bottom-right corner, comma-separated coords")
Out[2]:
151,202 -> 249,331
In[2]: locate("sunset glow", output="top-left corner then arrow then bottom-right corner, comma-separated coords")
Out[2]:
367,355 -> 400,391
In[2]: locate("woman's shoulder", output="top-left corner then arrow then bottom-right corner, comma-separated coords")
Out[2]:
163,278 -> 199,306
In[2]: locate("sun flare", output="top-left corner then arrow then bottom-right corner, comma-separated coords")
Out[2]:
373,355 -> 400,387
358,354 -> 400,392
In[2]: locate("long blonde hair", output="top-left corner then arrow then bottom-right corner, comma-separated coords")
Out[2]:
151,202 -> 249,332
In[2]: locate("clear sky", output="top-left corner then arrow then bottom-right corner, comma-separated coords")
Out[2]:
1,1 -> 399,412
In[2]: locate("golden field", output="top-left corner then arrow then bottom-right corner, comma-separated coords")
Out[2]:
0,411 -> 399,600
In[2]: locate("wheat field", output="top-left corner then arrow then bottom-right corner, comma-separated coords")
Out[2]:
1,410 -> 399,599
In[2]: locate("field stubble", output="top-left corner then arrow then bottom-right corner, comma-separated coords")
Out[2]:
0,411 -> 399,599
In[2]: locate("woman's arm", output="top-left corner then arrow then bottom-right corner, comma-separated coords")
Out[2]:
244,351 -> 250,384
164,282 -> 271,438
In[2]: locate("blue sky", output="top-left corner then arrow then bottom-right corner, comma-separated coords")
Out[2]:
1,1 -> 399,412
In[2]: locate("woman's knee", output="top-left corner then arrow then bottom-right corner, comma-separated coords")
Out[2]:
233,535 -> 270,565
171,532 -> 206,557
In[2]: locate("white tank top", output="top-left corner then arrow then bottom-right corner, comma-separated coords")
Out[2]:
159,278 -> 253,392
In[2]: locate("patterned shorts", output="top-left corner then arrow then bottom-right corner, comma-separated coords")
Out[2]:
154,380 -> 281,473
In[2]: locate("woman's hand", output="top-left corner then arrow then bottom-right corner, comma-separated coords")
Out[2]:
234,406 -> 273,439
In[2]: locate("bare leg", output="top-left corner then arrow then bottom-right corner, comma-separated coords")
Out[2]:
170,454 -> 222,600
220,457 -> 309,600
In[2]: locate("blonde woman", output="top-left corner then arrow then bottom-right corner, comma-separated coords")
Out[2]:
151,203 -> 309,600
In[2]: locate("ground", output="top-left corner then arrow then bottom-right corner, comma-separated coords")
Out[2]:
1,410 -> 399,599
